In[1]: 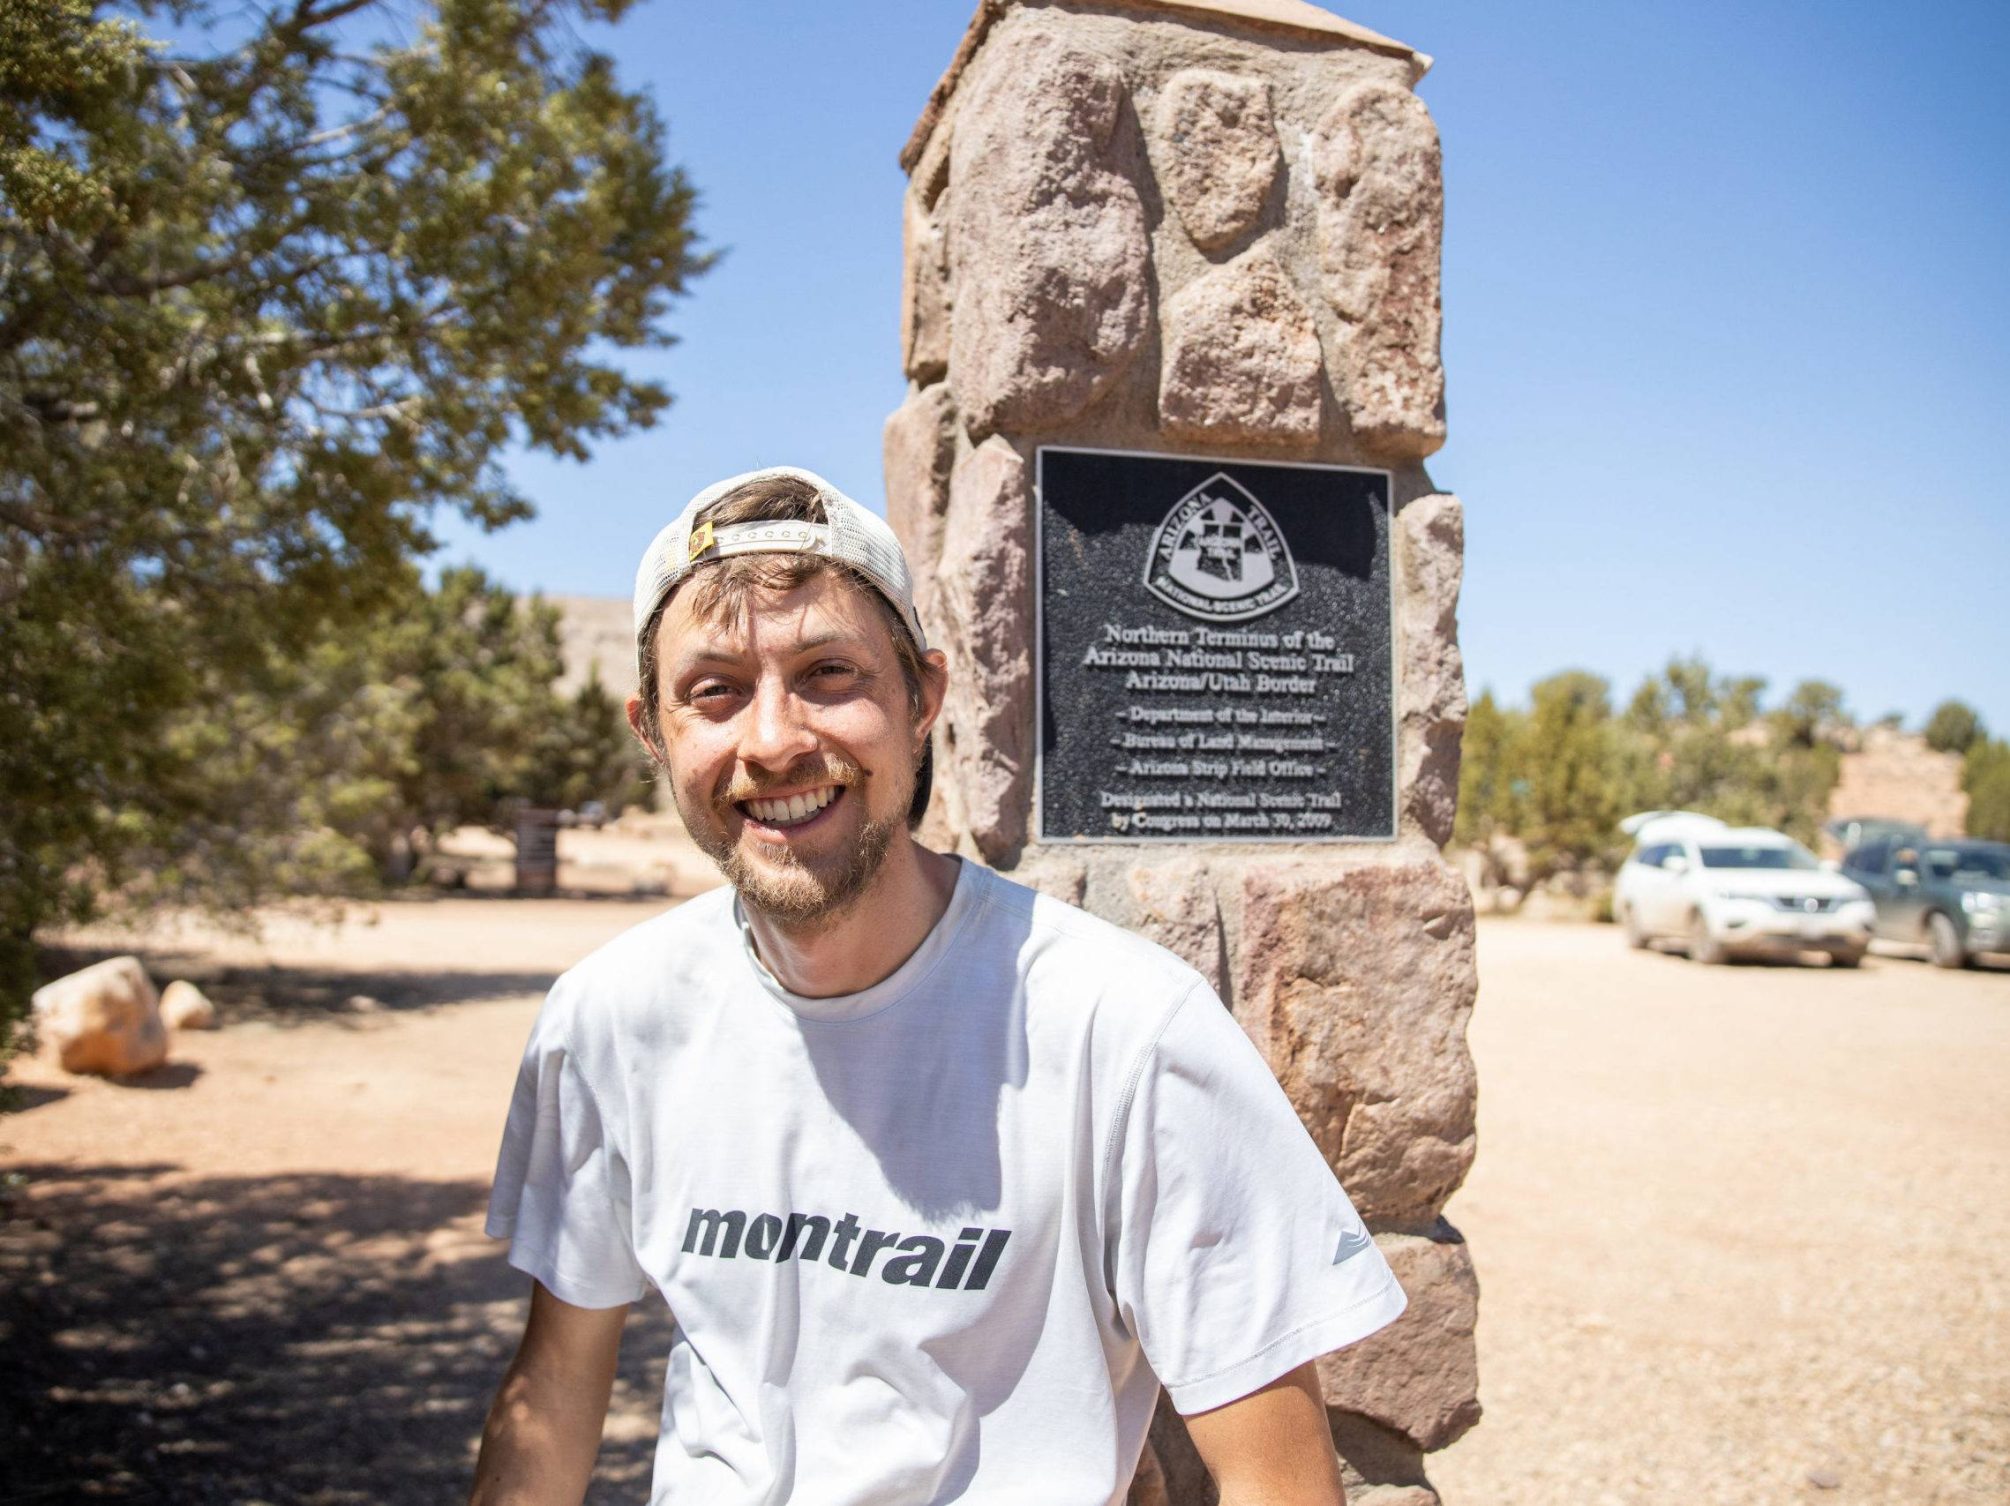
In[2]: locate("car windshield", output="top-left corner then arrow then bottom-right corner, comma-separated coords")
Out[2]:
1697,843 -> 1820,871
1924,846 -> 2010,883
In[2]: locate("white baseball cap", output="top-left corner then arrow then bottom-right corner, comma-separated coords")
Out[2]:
631,466 -> 928,671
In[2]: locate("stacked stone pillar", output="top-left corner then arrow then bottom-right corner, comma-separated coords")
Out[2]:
884,3 -> 1477,1501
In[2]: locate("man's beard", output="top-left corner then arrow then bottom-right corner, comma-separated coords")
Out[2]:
675,754 -> 906,930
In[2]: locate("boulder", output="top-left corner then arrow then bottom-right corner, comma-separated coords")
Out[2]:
1159,245 -> 1323,447
934,437 -> 1033,862
947,27 -> 1151,436
1224,851 -> 1477,1225
882,381 -> 958,587
159,980 -> 218,1031
1314,81 -> 1445,459
1316,1230 -> 1481,1450
1393,495 -> 1466,847
900,187 -> 952,384
31,956 -> 168,1077
1151,69 -> 1280,251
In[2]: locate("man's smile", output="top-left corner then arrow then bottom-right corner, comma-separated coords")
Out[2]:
736,783 -> 845,832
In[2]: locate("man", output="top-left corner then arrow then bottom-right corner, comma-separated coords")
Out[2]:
471,467 -> 1405,1505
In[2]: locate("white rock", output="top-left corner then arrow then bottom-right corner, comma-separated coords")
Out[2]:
31,956 -> 168,1077
160,980 -> 218,1031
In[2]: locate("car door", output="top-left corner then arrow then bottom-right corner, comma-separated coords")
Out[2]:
1626,844 -> 1670,933
1845,840 -> 1892,938
1645,841 -> 1692,932
1887,844 -> 1929,936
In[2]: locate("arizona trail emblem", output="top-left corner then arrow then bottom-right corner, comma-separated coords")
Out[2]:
1142,473 -> 1300,623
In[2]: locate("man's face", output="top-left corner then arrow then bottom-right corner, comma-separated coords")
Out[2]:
636,570 -> 942,927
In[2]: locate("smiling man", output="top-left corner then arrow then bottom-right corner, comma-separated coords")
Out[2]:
470,467 -> 1407,1506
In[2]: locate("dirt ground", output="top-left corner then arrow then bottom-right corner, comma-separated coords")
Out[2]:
3,884 -> 2006,1504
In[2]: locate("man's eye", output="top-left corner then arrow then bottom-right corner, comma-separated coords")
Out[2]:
687,681 -> 738,703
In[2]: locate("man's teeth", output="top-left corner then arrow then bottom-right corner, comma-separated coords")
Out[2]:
744,786 -> 839,826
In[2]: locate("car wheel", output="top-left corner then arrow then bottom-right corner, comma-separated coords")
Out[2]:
1688,910 -> 1726,965
1925,912 -> 1968,970
1622,903 -> 1652,949
1831,944 -> 1865,969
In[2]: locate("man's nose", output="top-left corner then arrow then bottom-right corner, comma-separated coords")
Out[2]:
740,674 -> 819,770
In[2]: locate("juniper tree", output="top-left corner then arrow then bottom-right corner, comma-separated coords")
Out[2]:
1,0 -> 708,1059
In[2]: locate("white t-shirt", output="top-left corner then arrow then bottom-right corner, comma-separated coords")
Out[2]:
485,858 -> 1404,1506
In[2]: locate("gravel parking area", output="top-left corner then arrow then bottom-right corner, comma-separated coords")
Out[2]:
1431,922 -> 2010,1505
3,901 -> 2005,1502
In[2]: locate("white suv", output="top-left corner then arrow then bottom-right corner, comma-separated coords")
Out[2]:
1614,812 -> 1876,966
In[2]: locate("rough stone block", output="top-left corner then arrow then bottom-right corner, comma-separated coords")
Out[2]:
1159,246 -> 1323,447
31,956 -> 168,1077
1329,1409 -> 1435,1500
882,382 -> 957,587
936,437 -> 1033,861
900,190 -> 952,384
1015,850 -> 1088,907
1394,494 -> 1465,847
1315,81 -> 1445,459
947,26 -> 1151,437
1126,1439 -> 1170,1506
1317,1230 -> 1480,1450
1227,852 -> 1476,1224
1126,856 -> 1224,993
1151,69 -> 1279,252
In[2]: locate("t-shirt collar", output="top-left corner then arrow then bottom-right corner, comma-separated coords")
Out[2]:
733,856 -> 980,1023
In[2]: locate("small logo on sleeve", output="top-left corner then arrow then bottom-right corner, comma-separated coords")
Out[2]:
682,1207 -> 1010,1291
1333,1224 -> 1374,1266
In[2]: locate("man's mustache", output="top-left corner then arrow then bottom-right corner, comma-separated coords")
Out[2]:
720,756 -> 864,805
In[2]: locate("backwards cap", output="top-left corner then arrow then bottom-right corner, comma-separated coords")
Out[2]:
631,466 -> 927,674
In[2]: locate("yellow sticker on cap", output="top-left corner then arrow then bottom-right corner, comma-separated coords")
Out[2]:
686,520 -> 716,561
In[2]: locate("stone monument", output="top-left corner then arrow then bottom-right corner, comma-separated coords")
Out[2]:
884,2 -> 1478,1501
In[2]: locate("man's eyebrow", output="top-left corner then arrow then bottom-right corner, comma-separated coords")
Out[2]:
668,628 -> 872,672
792,630 -> 865,654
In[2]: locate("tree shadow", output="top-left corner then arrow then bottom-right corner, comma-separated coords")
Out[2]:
0,1163 -> 674,1504
2,1083 -> 72,1113
37,942 -> 560,1028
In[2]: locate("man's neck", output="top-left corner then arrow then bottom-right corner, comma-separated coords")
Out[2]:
742,839 -> 962,998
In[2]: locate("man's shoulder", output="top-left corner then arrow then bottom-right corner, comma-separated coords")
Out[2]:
965,863 -> 1214,1009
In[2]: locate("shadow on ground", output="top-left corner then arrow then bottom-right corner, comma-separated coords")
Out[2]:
37,943 -> 559,1028
0,1163 -> 673,1504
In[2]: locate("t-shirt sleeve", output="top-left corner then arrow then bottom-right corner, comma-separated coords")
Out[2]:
483,993 -> 651,1309
1110,983 -> 1407,1415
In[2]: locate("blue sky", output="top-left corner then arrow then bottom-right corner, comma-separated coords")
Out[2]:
430,0 -> 2010,729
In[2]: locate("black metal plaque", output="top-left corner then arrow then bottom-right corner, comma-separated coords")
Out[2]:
1036,447 -> 1394,843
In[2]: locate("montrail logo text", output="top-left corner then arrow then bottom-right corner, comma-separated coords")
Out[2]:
682,1207 -> 1011,1291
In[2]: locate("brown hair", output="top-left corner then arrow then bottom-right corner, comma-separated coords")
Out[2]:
636,475 -> 935,827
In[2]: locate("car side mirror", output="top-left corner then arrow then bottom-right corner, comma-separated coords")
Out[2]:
1665,855 -> 1690,875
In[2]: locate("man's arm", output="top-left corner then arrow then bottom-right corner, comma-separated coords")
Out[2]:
468,1279 -> 631,1506
1183,1362 -> 1347,1506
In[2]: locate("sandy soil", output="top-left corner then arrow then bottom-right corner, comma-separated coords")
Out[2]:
1430,925 -> 2010,1506
3,900 -> 2006,1504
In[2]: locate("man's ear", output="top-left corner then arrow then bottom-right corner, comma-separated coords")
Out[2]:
914,649 -> 950,749
625,691 -> 666,764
